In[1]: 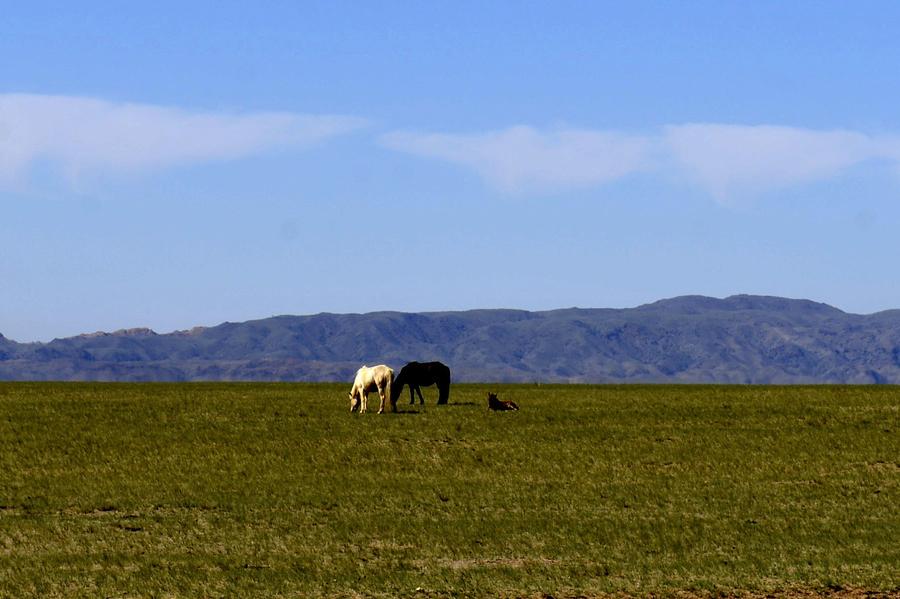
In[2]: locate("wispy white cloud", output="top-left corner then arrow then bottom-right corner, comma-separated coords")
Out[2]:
382,122 -> 900,200
0,93 -> 366,184
381,126 -> 653,192
663,124 -> 886,199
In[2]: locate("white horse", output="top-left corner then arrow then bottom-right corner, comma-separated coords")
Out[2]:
348,364 -> 395,414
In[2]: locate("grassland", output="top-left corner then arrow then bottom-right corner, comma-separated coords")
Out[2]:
0,383 -> 898,598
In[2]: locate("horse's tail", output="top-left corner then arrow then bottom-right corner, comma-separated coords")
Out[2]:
386,369 -> 395,411
390,370 -> 402,404
437,365 -> 451,404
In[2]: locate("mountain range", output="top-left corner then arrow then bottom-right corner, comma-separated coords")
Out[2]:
2,295 -> 900,383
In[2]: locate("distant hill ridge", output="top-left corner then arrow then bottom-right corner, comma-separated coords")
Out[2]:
2,294 -> 900,383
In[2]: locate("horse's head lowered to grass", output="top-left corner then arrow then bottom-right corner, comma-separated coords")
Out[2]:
348,364 -> 395,414
391,361 -> 451,405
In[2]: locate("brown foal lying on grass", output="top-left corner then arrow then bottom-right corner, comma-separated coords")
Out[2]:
487,391 -> 519,411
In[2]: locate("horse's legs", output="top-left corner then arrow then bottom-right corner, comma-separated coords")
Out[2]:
377,384 -> 386,414
360,391 -> 368,413
415,385 -> 425,405
408,386 -> 415,405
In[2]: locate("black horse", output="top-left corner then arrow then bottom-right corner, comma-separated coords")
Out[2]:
391,361 -> 451,405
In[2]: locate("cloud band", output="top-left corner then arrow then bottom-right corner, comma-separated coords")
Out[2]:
0,93 -> 366,183
382,123 -> 900,199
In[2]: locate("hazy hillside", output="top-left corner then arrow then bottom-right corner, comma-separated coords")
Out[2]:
2,295 -> 900,383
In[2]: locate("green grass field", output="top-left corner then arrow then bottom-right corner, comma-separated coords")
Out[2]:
0,383 -> 898,598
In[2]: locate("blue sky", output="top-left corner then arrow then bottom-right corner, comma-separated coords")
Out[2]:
3,2 -> 900,342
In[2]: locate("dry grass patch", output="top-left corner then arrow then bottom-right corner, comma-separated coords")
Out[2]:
1,382 -> 897,597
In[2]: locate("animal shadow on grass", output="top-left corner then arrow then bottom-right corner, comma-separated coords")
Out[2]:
392,407 -> 422,415
392,401 -> 477,413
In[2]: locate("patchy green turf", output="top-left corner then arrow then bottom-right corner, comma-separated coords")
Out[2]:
0,383 -> 897,597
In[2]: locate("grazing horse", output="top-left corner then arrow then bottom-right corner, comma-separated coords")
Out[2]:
391,361 -> 451,406
487,392 -> 518,411
348,364 -> 395,414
